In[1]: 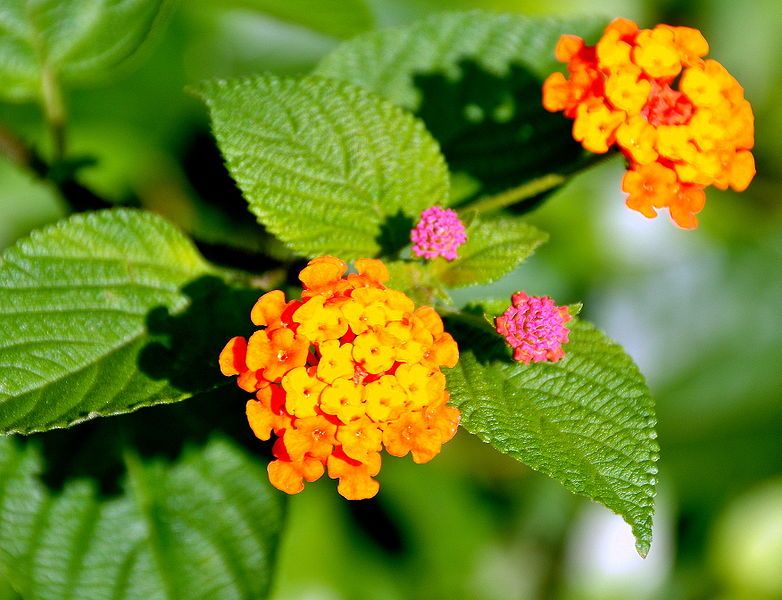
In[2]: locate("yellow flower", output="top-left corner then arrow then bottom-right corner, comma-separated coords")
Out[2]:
320,377 -> 365,422
336,417 -> 383,462
293,295 -> 347,343
633,27 -> 681,78
281,366 -> 326,418
395,363 -> 442,410
573,102 -> 626,154
605,67 -> 651,114
615,116 -> 658,165
364,375 -> 406,421
316,340 -> 355,383
353,330 -> 396,374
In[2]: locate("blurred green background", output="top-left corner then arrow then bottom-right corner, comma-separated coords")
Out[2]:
1,1 -> 780,599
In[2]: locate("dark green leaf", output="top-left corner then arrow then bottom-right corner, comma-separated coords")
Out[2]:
446,315 -> 658,556
316,11 -> 605,197
0,436 -> 284,599
198,75 -> 449,259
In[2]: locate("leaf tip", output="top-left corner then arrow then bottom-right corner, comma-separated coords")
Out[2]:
635,537 -> 651,559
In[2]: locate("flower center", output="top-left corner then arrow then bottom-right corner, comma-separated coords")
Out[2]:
642,81 -> 694,126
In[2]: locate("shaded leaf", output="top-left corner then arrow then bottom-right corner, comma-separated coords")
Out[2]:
198,75 -> 449,259
446,315 -> 658,556
0,209 -> 215,434
316,11 -> 605,197
0,436 -> 284,599
0,0 -> 175,101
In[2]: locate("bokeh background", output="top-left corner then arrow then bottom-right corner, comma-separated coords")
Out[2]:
1,1 -> 781,599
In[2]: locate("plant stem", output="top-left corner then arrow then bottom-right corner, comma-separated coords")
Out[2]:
459,152 -> 617,216
41,67 -> 66,162
0,121 -> 121,211
459,173 -> 566,215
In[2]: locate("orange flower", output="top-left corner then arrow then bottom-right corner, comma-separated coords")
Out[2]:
245,327 -> 308,382
219,257 -> 460,500
543,18 -> 755,228
383,402 -> 460,464
327,449 -> 381,501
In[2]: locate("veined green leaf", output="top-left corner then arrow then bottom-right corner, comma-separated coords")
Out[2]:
446,315 -> 658,556
197,75 -> 449,259
316,11 -> 605,197
434,216 -> 547,288
218,0 -> 373,39
0,0 -> 175,102
0,436 -> 284,599
0,209 -> 214,434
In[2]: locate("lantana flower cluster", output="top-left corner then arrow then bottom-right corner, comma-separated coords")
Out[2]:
543,18 -> 755,228
219,257 -> 460,500
411,206 -> 467,261
496,292 -> 572,364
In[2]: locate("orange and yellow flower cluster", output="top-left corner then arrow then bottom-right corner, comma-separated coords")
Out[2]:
543,18 -> 755,228
219,257 -> 460,500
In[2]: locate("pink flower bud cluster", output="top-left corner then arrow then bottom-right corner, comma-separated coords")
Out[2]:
411,206 -> 467,261
495,292 -> 572,364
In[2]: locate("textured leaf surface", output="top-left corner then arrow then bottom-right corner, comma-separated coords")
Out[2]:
0,436 -> 284,599
446,316 -> 658,555
0,0 -> 174,101
316,11 -> 605,195
225,0 -> 373,38
435,216 -> 547,287
198,75 -> 449,259
0,209 -> 210,434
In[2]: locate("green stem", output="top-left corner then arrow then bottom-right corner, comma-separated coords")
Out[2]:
459,173 -> 566,215
459,152 -> 617,216
41,67 -> 66,162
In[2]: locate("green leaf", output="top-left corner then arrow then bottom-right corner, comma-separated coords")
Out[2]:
197,75 -> 449,259
0,209 -> 215,434
0,0 -> 175,101
316,11 -> 605,197
433,216 -> 547,288
446,316 -> 658,556
219,0 -> 373,39
0,436 -> 285,599
385,260 -> 450,307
